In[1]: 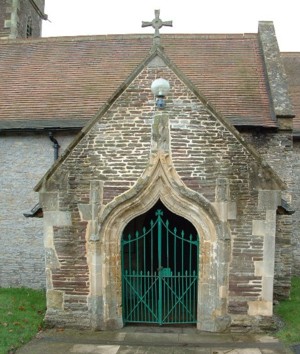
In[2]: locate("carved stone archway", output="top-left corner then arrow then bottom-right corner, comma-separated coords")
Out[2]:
88,152 -> 231,332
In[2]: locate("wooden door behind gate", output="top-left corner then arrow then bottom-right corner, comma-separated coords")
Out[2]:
121,208 -> 199,325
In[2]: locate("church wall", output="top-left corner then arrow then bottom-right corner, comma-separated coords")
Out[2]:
0,132 -> 75,288
0,0 -> 44,39
240,129 -> 293,294
18,0 -> 44,38
0,0 -> 12,38
292,140 -> 300,276
274,213 -> 293,299
41,63 -> 281,329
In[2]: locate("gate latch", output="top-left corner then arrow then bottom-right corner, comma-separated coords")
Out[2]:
159,267 -> 172,276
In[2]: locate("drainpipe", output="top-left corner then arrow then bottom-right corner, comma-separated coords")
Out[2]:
48,132 -> 60,161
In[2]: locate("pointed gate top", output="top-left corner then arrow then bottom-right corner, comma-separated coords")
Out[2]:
142,10 -> 173,46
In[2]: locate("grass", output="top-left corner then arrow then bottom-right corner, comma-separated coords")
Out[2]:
274,277 -> 300,345
0,288 -> 46,354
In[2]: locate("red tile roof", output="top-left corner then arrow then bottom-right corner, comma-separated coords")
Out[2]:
282,53 -> 300,135
0,33 -> 276,130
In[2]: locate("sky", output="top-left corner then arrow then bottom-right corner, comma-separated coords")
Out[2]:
42,0 -> 299,52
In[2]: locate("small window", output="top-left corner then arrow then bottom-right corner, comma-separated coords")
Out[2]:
26,16 -> 33,38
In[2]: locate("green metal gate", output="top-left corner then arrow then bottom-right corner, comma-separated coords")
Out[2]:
121,209 -> 199,325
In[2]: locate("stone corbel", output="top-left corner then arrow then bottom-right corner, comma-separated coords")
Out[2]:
151,112 -> 170,155
78,181 -> 103,241
212,178 -> 236,222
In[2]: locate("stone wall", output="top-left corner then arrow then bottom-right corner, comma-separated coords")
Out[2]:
0,0 -> 44,39
0,0 -> 10,38
0,131 -> 75,288
41,58 -> 283,329
274,213 -> 293,299
241,129 -> 293,285
292,140 -> 300,275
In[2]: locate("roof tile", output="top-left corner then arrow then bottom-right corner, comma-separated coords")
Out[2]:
0,33 -> 275,129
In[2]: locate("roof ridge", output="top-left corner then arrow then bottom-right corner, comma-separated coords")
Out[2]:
0,32 -> 258,46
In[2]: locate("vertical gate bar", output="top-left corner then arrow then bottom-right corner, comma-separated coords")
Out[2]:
125,272 -> 128,322
166,220 -> 169,268
170,273 -> 176,322
172,272 -> 174,323
169,277 -> 171,323
181,231 -> 184,322
143,231 -> 146,274
129,237 -> 132,273
189,273 -> 192,321
121,241 -> 125,322
129,235 -> 132,321
163,277 -> 165,322
149,272 -> 152,322
157,211 -> 162,324
141,273 -> 143,322
152,272 -> 154,322
143,231 -> 146,322
181,231 -> 184,275
134,272 -> 137,322
137,271 -> 140,321
143,271 -> 146,321
175,273 -> 178,322
181,272 -> 184,322
136,232 -> 139,272
177,273 -> 180,323
158,211 -> 162,271
196,236 -> 199,321
154,271 -> 157,323
123,270 -> 126,322
185,271 -> 188,322
170,273 -> 173,323
128,274 -> 131,322
131,272 -> 134,322
145,272 -> 148,322
151,220 -> 154,274
136,272 -> 139,322
147,271 -> 153,322
189,237 -> 192,321
134,273 -> 137,322
189,235 -> 192,274
166,277 -> 168,322
195,271 -> 197,320
174,230 -> 177,274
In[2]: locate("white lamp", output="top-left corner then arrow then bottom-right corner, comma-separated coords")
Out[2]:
151,78 -> 170,109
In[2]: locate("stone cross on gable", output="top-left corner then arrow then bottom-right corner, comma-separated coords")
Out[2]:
142,9 -> 173,45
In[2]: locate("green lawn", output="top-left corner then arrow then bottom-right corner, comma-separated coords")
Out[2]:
0,288 -> 46,354
274,277 -> 300,344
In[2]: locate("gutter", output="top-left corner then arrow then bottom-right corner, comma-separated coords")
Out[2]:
24,132 -> 60,218
48,132 -> 60,161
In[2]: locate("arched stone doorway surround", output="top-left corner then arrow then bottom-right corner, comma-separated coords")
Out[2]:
89,152 -> 231,332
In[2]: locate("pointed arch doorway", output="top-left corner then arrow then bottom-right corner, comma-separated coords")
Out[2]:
121,200 -> 199,326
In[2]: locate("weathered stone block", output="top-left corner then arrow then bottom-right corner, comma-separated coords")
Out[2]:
228,202 -> 237,220
248,300 -> 272,316
47,290 -> 63,310
45,248 -> 60,269
258,190 -> 281,210
78,204 -> 92,220
252,220 -> 266,236
39,192 -> 59,211
43,211 -> 72,226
